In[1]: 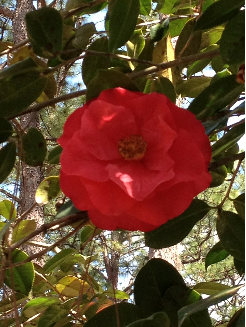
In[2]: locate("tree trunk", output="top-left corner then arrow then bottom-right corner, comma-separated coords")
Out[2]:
149,245 -> 182,272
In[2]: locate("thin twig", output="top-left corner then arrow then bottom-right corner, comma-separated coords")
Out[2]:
209,152 -> 245,170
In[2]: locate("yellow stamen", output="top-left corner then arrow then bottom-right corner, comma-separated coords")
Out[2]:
117,135 -> 147,160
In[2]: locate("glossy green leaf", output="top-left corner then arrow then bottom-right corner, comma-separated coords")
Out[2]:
0,118 -> 13,143
82,37 -> 111,86
228,308 -> 245,327
220,11 -> 245,65
139,0 -> 151,15
150,18 -> 169,43
0,58 -> 47,118
233,193 -> 245,220
25,8 -> 63,58
145,199 -> 210,249
200,26 -> 224,49
0,142 -> 16,184
188,75 -> 244,119
178,285 -> 242,327
187,58 -> 211,78
169,17 -> 189,37
108,0 -> 140,52
86,69 -> 139,101
48,145 -> 62,164
0,292 -> 27,313
134,259 -> 185,317
43,248 -> 76,273
72,22 -> 97,49
12,219 -> 36,243
193,282 -> 231,295
4,249 -> 35,295
216,210 -> 245,261
55,200 -> 80,219
0,199 -> 16,220
233,258 -> 245,276
102,289 -> 129,300
35,176 -> 60,204
84,303 -> 141,327
127,312 -> 170,327
38,304 -> 69,327
177,77 -> 211,98
150,76 -> 176,103
205,242 -> 229,269
211,122 -> 245,157
21,128 -> 47,166
194,0 -> 244,31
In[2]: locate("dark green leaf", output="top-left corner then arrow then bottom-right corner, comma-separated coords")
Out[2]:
158,0 -> 176,14
216,210 -> 245,260
194,0 -> 244,31
72,23 -> 97,49
48,145 -> 62,164
134,259 -> 185,317
4,249 -> 35,295
187,58 -> 211,78
108,0 -> 140,52
205,242 -> 229,269
37,304 -> 68,327
228,308 -> 245,327
209,165 -> 227,188
150,18 -> 169,43
0,58 -> 47,118
0,118 -> 13,143
86,69 -> 139,101
82,37 -> 111,86
178,285 -> 242,327
65,0 -> 107,15
211,122 -> 245,157
0,142 -> 16,184
234,258 -> 245,276
84,303 -> 142,327
150,76 -> 176,103
25,8 -> 63,58
43,248 -> 76,273
176,77 -> 211,98
233,193 -> 245,220
188,75 -> 244,119
126,312 -> 170,327
55,200 -> 80,219
35,176 -> 60,204
220,11 -> 245,65
139,0 -> 151,15
80,225 -> 101,245
145,199 -> 210,249
21,128 -> 47,166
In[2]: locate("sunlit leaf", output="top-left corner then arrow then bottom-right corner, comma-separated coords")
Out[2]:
35,176 -> 60,204
12,219 -> 36,243
205,242 -> 229,269
0,199 -> 16,220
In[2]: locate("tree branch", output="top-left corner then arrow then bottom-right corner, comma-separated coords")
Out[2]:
209,152 -> 245,170
0,6 -> 14,19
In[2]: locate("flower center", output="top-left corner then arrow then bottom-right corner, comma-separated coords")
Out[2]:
117,135 -> 147,160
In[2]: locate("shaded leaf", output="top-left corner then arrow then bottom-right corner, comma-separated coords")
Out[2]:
0,118 -> 13,143
80,225 -> 101,245
139,0 -> 151,15
233,258 -> 245,276
0,142 -> 16,184
187,58 -> 211,78
72,22 -> 97,49
0,199 -> 16,220
127,312 -> 170,327
228,308 -> 245,327
0,292 -> 27,313
216,210 -> 245,261
43,248 -> 76,273
22,297 -> 61,319
37,304 -> 68,327
35,176 -> 60,204
205,242 -> 229,269
150,18 -> 169,43
145,199 -> 210,249
209,165 -> 227,188
108,0 -> 140,52
233,193 -> 245,220
48,145 -> 62,164
150,76 -> 176,103
12,219 -> 36,243
127,30 -> 145,69
177,77 -> 211,98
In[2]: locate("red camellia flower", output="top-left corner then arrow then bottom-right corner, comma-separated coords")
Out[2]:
58,88 -> 211,232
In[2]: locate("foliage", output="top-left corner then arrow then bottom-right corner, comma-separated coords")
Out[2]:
0,0 -> 244,326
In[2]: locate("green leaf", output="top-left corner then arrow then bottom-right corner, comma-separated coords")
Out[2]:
134,259 -> 185,317
102,289 -> 129,300
194,0 -> 244,31
145,199 -> 210,249
127,30 -> 145,67
228,308 -> 245,327
233,193 -> 245,220
188,75 -> 244,119
150,18 -> 169,43
21,128 -> 47,166
0,58 -> 47,118
84,303 -> 142,327
0,199 -> 16,220
43,248 -> 76,273
12,219 -> 36,243
216,210 -> 245,261
169,17 -> 189,38
158,0 -> 176,14
150,76 -> 176,103
193,282 -> 231,295
4,249 -> 35,295
126,312 -> 170,327
209,165 -> 227,188
205,242 -> 229,269
220,11 -> 245,66
72,23 -> 97,49
86,69 -> 139,101
211,122 -> 245,157
176,77 -> 211,98
22,297 -> 61,319
0,292 -> 27,313
108,0 -> 140,52
0,118 -> 13,143
35,176 -> 60,204
65,0 -> 107,15
187,58 -> 211,78
0,142 -> 16,184
82,37 -> 111,86
38,304 -> 69,327
80,225 -> 101,245
25,8 -> 63,58
55,200 -> 80,219
139,0 -> 151,15
48,145 -> 62,164
178,285 -> 242,327
233,258 -> 245,276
